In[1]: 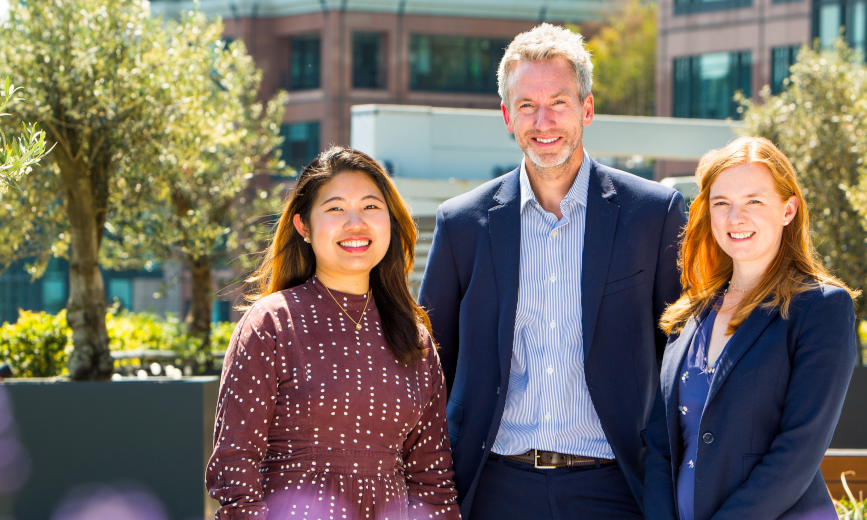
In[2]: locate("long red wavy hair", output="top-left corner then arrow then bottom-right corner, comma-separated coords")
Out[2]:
659,136 -> 858,335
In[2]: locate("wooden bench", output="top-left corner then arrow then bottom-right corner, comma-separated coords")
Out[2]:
822,449 -> 867,501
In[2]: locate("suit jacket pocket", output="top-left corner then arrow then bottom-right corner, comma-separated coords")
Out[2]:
603,270 -> 646,297
446,400 -> 464,447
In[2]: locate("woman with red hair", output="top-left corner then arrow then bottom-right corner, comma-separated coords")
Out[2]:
645,137 -> 858,520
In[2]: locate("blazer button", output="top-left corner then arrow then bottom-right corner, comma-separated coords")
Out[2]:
481,443 -> 486,450
702,432 -> 714,444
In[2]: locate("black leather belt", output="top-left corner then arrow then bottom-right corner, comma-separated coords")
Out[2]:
490,449 -> 616,469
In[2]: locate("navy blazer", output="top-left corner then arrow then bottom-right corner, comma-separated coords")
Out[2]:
645,284 -> 857,520
418,159 -> 686,516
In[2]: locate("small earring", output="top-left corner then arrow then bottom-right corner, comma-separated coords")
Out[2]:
783,221 -> 789,226
303,236 -> 310,243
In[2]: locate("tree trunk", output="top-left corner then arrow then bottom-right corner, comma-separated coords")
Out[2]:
56,152 -> 113,381
186,256 -> 213,370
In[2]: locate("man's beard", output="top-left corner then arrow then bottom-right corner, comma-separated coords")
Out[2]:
517,128 -> 582,178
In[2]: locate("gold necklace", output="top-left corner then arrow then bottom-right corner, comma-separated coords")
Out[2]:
322,283 -> 370,331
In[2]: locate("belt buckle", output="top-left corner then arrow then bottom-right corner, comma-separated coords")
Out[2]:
533,449 -> 557,469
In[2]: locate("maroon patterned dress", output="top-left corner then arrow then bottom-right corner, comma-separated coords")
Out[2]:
206,276 -> 460,520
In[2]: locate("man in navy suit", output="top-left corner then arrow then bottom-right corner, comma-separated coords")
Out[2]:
418,24 -> 687,519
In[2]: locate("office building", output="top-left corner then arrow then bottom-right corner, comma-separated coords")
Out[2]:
656,0 -> 865,177
151,0 -> 620,171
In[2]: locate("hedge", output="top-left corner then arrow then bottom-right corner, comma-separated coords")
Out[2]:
0,310 -> 235,378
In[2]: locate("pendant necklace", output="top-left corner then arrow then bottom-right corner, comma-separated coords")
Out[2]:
323,283 -> 370,331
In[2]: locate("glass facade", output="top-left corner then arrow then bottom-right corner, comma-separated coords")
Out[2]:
815,0 -> 867,55
771,45 -> 801,93
673,51 -> 751,119
674,0 -> 752,15
107,278 -> 133,310
280,121 -> 321,172
0,258 -> 164,323
212,300 -> 231,323
353,33 -> 386,89
0,259 -> 65,324
290,35 -> 321,90
409,35 -> 509,93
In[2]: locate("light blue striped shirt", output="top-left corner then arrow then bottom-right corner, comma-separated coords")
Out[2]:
491,151 -> 615,459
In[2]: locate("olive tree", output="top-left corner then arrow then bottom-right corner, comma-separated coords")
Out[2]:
0,0 -> 258,379
101,13 -> 287,365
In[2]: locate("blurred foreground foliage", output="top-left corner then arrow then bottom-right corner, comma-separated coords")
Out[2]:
0,77 -> 51,196
0,310 -> 234,378
833,470 -> 866,519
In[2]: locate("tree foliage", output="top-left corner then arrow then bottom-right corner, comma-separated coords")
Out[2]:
0,78 -> 52,196
582,0 -> 656,116
0,0 -> 284,379
101,12 -> 287,361
740,38 -> 867,322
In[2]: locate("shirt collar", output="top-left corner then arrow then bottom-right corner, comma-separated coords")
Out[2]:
519,149 -> 592,212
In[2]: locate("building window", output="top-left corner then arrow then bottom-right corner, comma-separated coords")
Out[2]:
107,278 -> 133,311
771,45 -> 801,93
815,0 -> 867,54
212,300 -> 231,323
353,33 -> 386,89
409,35 -> 509,93
673,51 -> 752,119
41,260 -> 67,315
280,121 -> 321,172
674,0 -> 752,15
290,35 -> 321,90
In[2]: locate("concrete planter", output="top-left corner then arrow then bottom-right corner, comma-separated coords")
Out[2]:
0,377 -> 219,520
830,366 -> 867,449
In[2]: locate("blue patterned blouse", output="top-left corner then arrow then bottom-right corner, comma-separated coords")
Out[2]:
676,306 -> 725,520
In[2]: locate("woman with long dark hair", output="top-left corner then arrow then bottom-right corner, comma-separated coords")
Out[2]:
644,137 -> 858,520
206,147 -> 460,519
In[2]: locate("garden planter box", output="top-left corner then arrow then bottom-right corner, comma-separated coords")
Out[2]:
824,366 -> 867,501
0,377 -> 219,520
830,366 -> 867,450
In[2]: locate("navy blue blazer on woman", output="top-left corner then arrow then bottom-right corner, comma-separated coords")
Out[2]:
645,284 -> 857,520
418,159 -> 686,516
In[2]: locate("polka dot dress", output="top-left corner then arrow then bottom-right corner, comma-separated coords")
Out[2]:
206,276 -> 460,520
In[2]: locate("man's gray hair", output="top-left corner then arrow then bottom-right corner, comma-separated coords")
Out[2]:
497,23 -> 593,108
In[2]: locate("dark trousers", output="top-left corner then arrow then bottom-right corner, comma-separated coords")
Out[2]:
468,455 -> 644,520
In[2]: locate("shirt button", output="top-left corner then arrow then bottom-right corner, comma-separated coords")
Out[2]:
549,321 -> 556,329
547,367 -> 553,374
702,432 -> 714,444
549,275 -> 556,283
544,413 -> 551,420
551,230 -> 558,237
535,203 -> 542,210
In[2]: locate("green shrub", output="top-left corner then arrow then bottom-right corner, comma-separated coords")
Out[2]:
0,310 -> 72,377
0,309 -> 234,377
211,320 -> 235,352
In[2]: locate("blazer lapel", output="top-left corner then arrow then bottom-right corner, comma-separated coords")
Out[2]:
581,160 -> 619,362
706,303 -> 778,405
488,169 -> 522,382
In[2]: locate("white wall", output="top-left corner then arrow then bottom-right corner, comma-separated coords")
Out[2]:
351,104 -> 522,180
350,104 -> 743,180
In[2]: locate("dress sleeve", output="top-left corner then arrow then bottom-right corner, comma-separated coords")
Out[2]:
206,305 -> 280,519
402,331 -> 461,520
